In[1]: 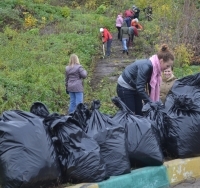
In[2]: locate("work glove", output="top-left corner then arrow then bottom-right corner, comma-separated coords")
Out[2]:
66,89 -> 69,94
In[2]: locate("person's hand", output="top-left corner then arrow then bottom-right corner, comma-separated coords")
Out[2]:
149,101 -> 161,110
102,42 -> 105,44
66,89 -> 69,94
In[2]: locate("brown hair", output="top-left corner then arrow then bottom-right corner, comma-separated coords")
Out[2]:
157,44 -> 174,62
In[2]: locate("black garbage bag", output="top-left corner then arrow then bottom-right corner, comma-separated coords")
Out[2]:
112,97 -> 164,167
44,114 -> 106,183
164,73 -> 200,158
71,103 -> 91,130
142,102 -> 168,153
0,110 -> 61,188
85,100 -> 131,177
30,101 -> 50,118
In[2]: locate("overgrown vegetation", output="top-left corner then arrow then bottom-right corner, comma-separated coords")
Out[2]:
0,0 -> 200,115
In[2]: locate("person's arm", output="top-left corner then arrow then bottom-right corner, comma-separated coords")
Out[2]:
65,68 -> 69,94
120,17 -> 123,25
137,23 -> 143,30
136,64 -> 152,103
79,66 -> 87,79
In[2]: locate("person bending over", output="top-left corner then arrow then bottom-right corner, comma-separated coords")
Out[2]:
116,44 -> 174,115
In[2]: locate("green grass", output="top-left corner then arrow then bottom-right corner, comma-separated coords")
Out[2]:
0,0 -> 199,115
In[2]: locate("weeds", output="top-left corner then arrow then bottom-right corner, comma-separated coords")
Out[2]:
0,0 -> 199,114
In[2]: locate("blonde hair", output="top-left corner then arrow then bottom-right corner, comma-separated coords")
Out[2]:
69,54 -> 80,67
157,44 -> 174,62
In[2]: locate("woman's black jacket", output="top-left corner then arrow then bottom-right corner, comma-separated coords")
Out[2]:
121,59 -> 153,103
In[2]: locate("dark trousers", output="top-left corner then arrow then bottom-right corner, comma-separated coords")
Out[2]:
116,84 -> 143,115
124,17 -> 131,27
116,27 -> 121,40
128,34 -> 134,46
106,39 -> 112,56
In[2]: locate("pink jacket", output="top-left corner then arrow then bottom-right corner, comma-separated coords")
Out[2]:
116,15 -> 123,27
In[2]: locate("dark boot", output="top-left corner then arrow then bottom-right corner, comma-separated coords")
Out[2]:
126,50 -> 129,55
122,50 -> 125,54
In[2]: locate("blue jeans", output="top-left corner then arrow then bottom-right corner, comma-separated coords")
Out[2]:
106,39 -> 112,56
122,38 -> 128,51
68,92 -> 83,113
116,84 -> 143,115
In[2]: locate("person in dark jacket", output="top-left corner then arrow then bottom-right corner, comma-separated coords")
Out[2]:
143,5 -> 153,21
128,25 -> 138,47
65,54 -> 87,114
120,21 -> 129,55
132,5 -> 140,19
116,44 -> 174,115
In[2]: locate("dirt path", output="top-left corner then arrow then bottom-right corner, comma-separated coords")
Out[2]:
90,33 -> 136,90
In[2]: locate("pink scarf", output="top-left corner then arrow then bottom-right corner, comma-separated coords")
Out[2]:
149,55 -> 162,102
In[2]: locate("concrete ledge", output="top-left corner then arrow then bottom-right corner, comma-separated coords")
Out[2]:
164,156 -> 200,186
98,166 -> 169,188
66,157 -> 200,188
68,166 -> 169,188
66,183 -> 99,188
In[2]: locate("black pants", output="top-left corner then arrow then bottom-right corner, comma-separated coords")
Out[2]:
116,27 -> 121,40
116,84 -> 143,115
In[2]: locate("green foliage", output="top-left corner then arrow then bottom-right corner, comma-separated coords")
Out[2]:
60,6 -> 71,18
96,4 -> 107,14
174,44 -> 193,67
87,78 -> 118,115
174,65 -> 200,78
27,28 -> 40,35
0,8 -> 22,30
0,0 -> 199,115
33,0 -> 46,3
3,26 -> 19,39
85,0 -> 98,10
0,7 -> 111,113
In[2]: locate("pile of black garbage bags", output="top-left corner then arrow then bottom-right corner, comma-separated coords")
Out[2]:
0,73 -> 200,188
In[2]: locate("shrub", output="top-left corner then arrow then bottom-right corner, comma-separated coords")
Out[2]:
24,13 -> 38,28
60,6 -> 70,18
3,26 -> 18,39
96,4 -> 107,14
174,44 -> 193,67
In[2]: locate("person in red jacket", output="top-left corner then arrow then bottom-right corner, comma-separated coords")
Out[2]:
131,18 -> 143,30
124,8 -> 134,27
100,28 -> 113,57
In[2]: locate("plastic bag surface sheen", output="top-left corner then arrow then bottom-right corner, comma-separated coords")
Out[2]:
44,114 -> 106,183
112,97 -> 164,167
0,110 -> 61,188
30,101 -> 50,118
142,102 -> 168,153
85,100 -> 131,177
164,73 -> 200,158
